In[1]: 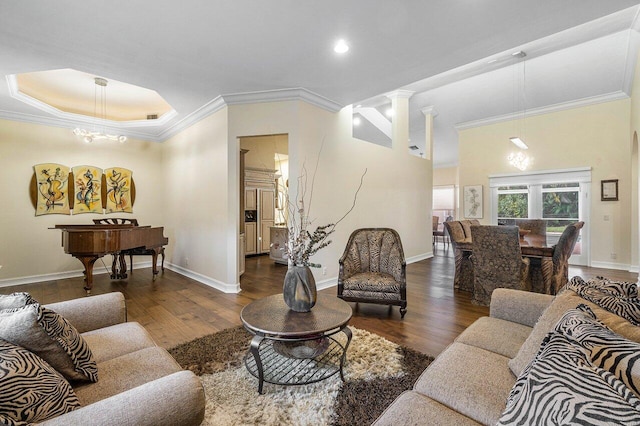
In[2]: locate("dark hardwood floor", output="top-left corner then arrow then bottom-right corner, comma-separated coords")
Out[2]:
2,244 -> 637,356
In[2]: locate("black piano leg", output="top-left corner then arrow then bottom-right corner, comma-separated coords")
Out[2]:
118,254 -> 127,279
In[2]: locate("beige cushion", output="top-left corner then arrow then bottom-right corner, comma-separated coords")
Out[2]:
0,304 -> 97,382
343,272 -> 399,293
82,322 -> 157,363
509,290 -> 640,377
460,221 -> 474,239
73,346 -> 182,405
415,342 -> 515,425
455,317 -> 532,359
0,339 -> 80,425
373,391 -> 481,426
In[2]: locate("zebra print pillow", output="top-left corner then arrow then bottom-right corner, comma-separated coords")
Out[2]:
556,304 -> 640,398
498,329 -> 640,425
591,276 -> 638,298
0,338 -> 80,426
0,304 -> 97,382
0,292 -> 37,310
566,276 -> 640,325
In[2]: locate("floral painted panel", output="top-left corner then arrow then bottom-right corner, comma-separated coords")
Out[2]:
34,163 -> 70,216
105,167 -> 132,213
72,165 -> 102,214
463,185 -> 483,219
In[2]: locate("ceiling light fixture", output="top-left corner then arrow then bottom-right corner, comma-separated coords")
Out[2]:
508,51 -> 530,170
509,137 -> 528,150
507,152 -> 530,171
334,39 -> 349,54
73,77 -> 126,144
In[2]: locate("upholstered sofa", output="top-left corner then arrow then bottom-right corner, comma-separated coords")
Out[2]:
1,292 -> 205,425
374,278 -> 640,425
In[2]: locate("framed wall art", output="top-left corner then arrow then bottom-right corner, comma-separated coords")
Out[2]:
601,179 -> 618,201
463,185 -> 483,219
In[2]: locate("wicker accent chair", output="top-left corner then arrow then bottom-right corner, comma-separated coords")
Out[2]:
470,225 -> 530,306
337,228 -> 407,318
514,218 -> 546,236
548,221 -> 585,294
443,219 -> 479,292
92,218 -> 165,274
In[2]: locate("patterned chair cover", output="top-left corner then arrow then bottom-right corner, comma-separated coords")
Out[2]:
550,221 -> 585,294
443,220 -> 479,292
337,228 -> 407,318
470,225 -> 530,306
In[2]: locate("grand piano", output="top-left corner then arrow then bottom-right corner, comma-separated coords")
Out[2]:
53,223 -> 168,294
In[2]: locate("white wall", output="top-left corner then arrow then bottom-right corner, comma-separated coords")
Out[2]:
0,119 -> 164,284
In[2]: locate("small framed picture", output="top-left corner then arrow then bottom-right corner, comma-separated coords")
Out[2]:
463,185 -> 483,218
601,179 -> 618,201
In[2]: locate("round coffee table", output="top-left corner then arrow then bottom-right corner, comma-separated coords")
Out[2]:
240,293 -> 353,394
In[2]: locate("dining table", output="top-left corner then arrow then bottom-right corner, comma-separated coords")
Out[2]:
457,233 -> 557,294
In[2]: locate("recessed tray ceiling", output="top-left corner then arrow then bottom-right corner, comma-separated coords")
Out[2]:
13,68 -> 173,122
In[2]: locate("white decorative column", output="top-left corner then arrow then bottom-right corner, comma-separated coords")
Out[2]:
386,90 -> 414,153
421,106 -> 438,161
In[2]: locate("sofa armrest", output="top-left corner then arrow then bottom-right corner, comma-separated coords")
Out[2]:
38,371 -> 205,426
490,288 -> 553,327
44,292 -> 126,333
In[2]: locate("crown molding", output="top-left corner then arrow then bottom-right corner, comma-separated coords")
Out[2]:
385,89 -> 415,100
155,95 -> 227,141
0,82 -> 344,143
6,74 -> 177,129
455,91 -> 629,131
421,105 -> 438,117
222,87 -> 343,111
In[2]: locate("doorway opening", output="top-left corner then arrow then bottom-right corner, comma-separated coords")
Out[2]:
239,134 -> 289,277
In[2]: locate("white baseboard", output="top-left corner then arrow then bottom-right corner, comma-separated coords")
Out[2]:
406,252 -> 433,264
589,261 -> 632,271
0,261 -> 235,294
165,263 -> 240,293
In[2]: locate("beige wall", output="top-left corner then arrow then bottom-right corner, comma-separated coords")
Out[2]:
629,48 -> 640,272
1,99 -> 432,290
0,119 -> 164,284
458,99 -> 632,269
240,134 -> 288,170
161,108 -> 239,291
433,166 -> 458,186
228,101 -> 432,285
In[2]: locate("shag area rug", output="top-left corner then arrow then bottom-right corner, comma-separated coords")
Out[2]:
168,325 -> 433,426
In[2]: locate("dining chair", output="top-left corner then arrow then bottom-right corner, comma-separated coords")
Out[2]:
547,221 -> 585,294
337,228 -> 407,318
470,225 -> 530,306
515,218 -> 546,236
443,220 -> 474,292
432,216 -> 449,247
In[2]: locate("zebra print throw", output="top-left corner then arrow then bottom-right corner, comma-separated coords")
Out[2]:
498,321 -> 640,423
0,292 -> 37,310
0,304 -> 97,382
556,304 -> 640,399
566,276 -> 640,326
0,338 -> 80,426
590,276 -> 638,298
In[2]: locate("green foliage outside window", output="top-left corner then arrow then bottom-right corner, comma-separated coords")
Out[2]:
498,193 -> 527,219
